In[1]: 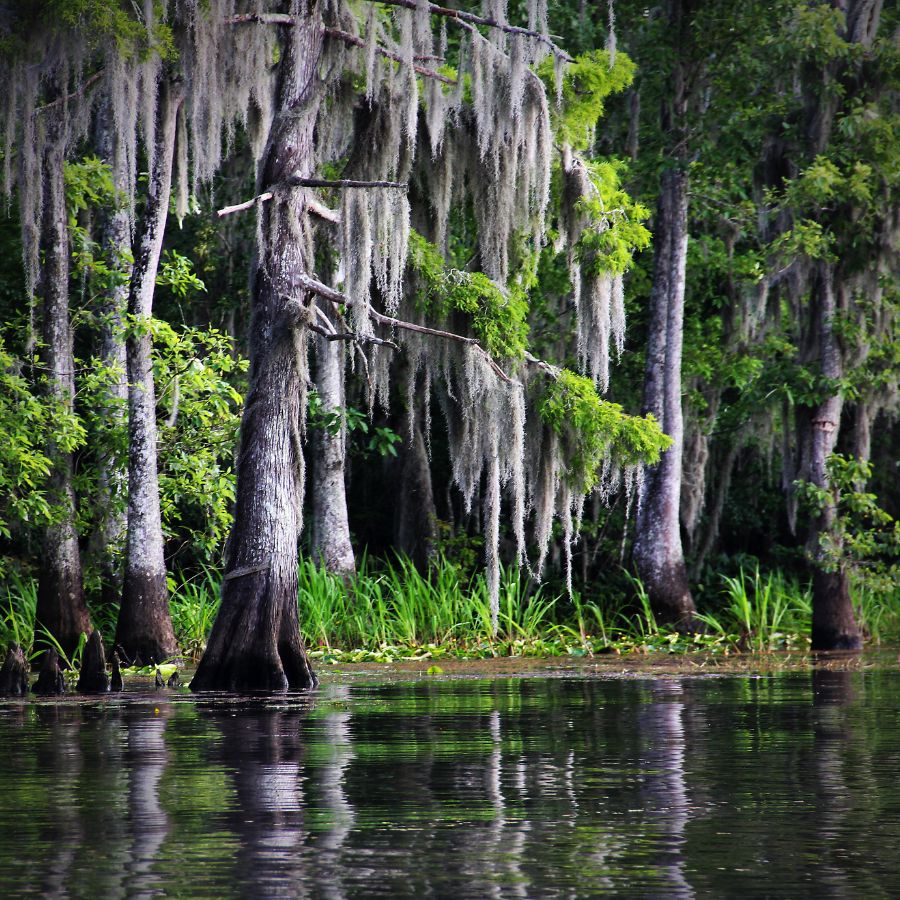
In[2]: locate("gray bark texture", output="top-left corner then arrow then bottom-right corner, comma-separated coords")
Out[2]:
191,13 -> 324,692
633,167 -> 696,625
394,393 -> 438,570
35,97 -> 92,661
116,77 -> 183,665
91,95 -> 130,608
797,268 -> 860,650
310,307 -> 356,577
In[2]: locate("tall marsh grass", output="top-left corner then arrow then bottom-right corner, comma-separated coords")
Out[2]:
696,567 -> 812,650
1,557 -> 897,661
298,555 -> 560,652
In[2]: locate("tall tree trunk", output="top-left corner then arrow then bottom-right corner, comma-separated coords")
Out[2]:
34,97 -> 91,661
191,15 -> 324,692
115,78 -> 183,664
310,307 -> 355,577
800,268 -> 860,650
794,0 -> 882,650
394,393 -> 438,570
91,96 -> 130,608
633,167 -> 696,625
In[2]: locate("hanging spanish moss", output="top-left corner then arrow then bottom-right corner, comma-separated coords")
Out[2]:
178,0 -> 278,190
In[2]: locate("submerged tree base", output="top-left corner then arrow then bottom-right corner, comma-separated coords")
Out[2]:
811,570 -> 862,651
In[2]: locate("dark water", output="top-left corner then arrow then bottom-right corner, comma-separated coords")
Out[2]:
1,668 -> 900,898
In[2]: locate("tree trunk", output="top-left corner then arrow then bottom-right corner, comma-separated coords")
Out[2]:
34,97 -> 91,661
191,14 -> 325,692
394,395 -> 438,570
310,307 -> 355,577
91,95 -> 130,608
794,0 -> 882,650
800,268 -> 860,650
115,78 -> 183,665
633,167 -> 696,625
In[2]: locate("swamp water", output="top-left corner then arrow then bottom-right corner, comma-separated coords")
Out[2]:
1,665 -> 900,897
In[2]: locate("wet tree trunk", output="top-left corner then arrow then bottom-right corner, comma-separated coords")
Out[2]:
633,167 -> 696,625
115,78 -> 183,664
91,96 -> 130,608
191,14 -> 324,692
34,97 -> 91,661
310,307 -> 355,577
799,268 -> 860,650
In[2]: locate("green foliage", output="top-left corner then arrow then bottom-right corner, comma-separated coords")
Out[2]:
156,250 -> 207,298
169,568 -> 221,660
795,455 -> 900,592
307,391 -> 402,458
573,159 -> 651,276
151,319 -> 247,566
0,341 -> 61,542
41,0 -> 174,60
408,231 -> 529,359
0,572 -> 36,650
538,50 -> 635,150
695,567 -> 813,652
537,368 -> 671,490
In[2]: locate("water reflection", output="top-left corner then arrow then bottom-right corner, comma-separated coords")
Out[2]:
1,671 -> 900,897
124,709 -> 169,899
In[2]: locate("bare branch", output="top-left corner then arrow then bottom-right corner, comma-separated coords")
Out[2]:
225,15 -> 458,84
287,176 -> 407,190
323,27 -> 456,85
224,12 -> 294,25
295,273 -> 515,383
35,70 -> 105,114
216,191 -> 274,218
218,191 -> 336,220
306,198 -> 341,224
366,0 -> 573,62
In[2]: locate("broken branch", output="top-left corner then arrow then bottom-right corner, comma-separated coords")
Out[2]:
308,321 -> 401,351
216,191 -> 273,218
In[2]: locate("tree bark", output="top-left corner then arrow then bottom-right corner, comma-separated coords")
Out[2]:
794,0 -> 883,650
115,77 -> 183,665
633,167 -> 696,625
394,394 -> 438,570
91,95 -> 130,608
34,96 -> 92,661
800,268 -> 860,650
310,306 -> 355,577
191,12 -> 325,692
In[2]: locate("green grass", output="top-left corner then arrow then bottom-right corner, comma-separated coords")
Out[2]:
695,567 -> 813,651
1,558 -> 897,665
855,578 -> 900,644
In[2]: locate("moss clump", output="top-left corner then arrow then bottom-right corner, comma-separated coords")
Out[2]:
538,50 -> 636,150
538,368 -> 671,490
574,160 -> 652,276
408,231 -> 529,360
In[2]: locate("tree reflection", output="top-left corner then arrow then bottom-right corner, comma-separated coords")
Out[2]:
638,678 -> 694,898
123,707 -> 171,899
199,699 -> 315,898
